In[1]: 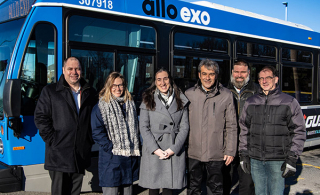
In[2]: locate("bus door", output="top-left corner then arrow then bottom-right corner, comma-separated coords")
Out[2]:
0,18 -> 26,165
2,6 -> 61,166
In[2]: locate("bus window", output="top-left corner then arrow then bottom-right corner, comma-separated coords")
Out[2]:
69,15 -> 156,49
116,53 -> 154,107
19,23 -> 56,115
173,56 -> 230,91
282,66 -> 312,102
282,48 -> 312,63
71,49 -> 114,92
68,15 -> 156,108
174,32 -> 228,53
237,41 -> 276,59
70,50 -> 154,108
319,63 -> 320,103
173,32 -> 230,91
0,18 -> 25,118
0,60 -> 8,119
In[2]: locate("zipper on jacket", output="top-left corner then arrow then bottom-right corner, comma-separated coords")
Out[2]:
213,102 -> 215,115
230,89 -> 241,114
231,89 -> 255,115
237,89 -> 254,114
236,93 -> 240,114
73,119 -> 80,173
262,95 -> 268,160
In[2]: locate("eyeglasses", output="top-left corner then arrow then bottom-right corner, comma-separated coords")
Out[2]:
258,76 -> 274,82
112,84 -> 124,89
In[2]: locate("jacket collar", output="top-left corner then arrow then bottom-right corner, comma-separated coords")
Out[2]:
258,85 -> 280,96
56,75 -> 92,114
153,90 -> 189,115
154,93 -> 174,119
56,74 -> 90,92
179,92 -> 189,107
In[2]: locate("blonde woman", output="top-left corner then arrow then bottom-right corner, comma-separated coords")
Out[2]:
91,72 -> 140,195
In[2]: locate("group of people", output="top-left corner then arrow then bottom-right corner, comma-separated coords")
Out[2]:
34,57 -> 306,195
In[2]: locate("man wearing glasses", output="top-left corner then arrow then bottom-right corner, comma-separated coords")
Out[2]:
239,66 -> 306,195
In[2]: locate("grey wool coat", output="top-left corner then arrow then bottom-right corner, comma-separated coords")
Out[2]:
139,92 -> 189,189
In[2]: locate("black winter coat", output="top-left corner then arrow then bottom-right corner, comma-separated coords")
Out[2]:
227,80 -> 259,118
34,75 -> 97,173
239,87 -> 306,161
227,80 -> 259,157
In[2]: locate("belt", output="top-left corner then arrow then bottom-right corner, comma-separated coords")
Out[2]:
151,128 -> 179,144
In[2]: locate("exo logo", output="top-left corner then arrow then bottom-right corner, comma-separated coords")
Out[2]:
180,7 -> 210,25
142,0 -> 210,25
305,115 -> 320,128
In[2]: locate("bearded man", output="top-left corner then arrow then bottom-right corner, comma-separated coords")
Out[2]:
225,59 -> 259,195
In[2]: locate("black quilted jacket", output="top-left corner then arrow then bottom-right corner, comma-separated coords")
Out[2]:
239,86 -> 306,160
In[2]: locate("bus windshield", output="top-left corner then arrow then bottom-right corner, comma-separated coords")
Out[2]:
0,17 -> 26,117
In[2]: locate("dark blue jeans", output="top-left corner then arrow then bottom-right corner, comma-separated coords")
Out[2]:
250,159 -> 285,195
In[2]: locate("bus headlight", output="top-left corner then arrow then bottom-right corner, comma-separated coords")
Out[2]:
0,138 -> 3,154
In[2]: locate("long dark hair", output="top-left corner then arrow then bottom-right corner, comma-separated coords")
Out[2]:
142,68 -> 183,111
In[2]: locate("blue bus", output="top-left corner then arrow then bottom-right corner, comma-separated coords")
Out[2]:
0,0 -> 319,192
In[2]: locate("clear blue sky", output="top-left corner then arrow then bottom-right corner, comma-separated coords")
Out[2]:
182,0 -> 320,33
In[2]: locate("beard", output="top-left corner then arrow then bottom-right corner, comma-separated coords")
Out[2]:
230,75 -> 250,89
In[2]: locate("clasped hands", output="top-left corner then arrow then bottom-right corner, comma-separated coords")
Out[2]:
154,148 -> 174,160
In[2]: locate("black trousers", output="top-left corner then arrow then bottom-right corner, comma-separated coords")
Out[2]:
49,170 -> 84,195
187,158 -> 224,195
223,156 -> 255,195
149,188 -> 173,195
237,163 -> 255,195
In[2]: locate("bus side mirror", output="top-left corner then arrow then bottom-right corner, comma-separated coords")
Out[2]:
3,79 -> 21,117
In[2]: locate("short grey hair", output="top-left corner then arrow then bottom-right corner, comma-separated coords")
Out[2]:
198,59 -> 219,75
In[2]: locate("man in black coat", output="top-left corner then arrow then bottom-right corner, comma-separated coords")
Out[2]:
34,57 -> 97,195
239,66 -> 306,194
225,59 -> 258,195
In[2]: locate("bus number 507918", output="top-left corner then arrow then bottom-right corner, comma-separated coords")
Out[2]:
79,0 -> 113,9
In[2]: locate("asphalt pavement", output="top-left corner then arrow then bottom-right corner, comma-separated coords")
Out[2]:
1,146 -> 320,195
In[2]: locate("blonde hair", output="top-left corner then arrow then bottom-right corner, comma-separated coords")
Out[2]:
99,72 -> 132,102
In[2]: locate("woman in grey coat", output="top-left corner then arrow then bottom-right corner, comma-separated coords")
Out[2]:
139,68 -> 189,195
